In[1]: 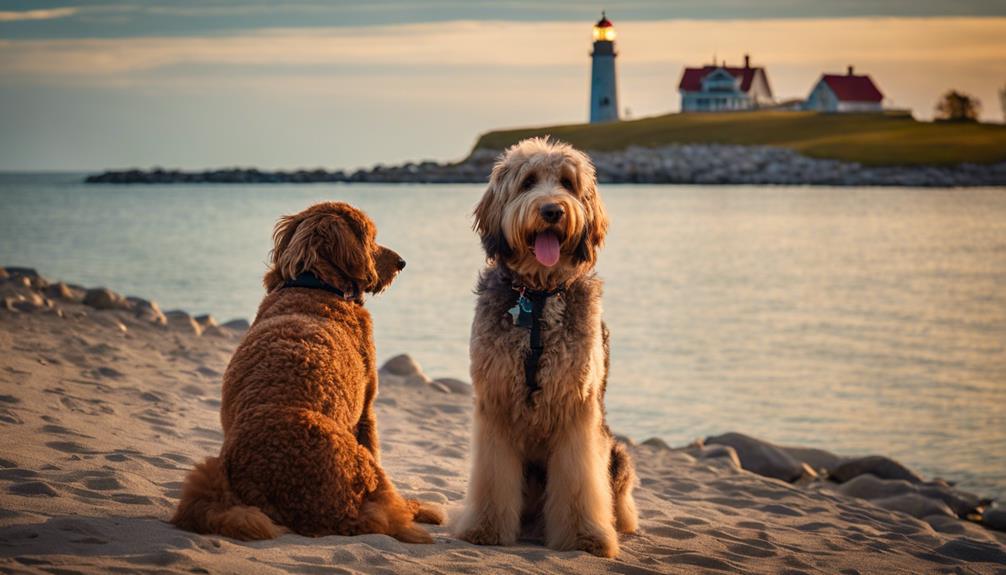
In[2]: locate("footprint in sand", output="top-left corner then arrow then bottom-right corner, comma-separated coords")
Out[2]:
727,541 -> 778,558
46,441 -> 99,455
83,476 -> 123,491
0,408 -> 23,424
648,525 -> 698,540
92,366 -> 124,379
8,481 -> 59,497
196,366 -> 220,378
40,424 -> 93,438
180,384 -> 204,396
0,468 -> 38,481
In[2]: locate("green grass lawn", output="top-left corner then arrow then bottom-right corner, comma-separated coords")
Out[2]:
472,111 -> 1006,166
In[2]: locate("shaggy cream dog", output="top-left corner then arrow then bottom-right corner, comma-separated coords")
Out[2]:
456,138 -> 638,558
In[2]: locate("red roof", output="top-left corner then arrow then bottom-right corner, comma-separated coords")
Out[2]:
595,13 -> 613,27
820,74 -> 883,102
678,66 -> 760,93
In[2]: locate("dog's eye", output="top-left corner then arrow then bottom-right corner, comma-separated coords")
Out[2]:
520,175 -> 537,191
560,177 -> 575,192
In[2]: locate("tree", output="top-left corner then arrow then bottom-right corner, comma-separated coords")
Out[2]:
935,90 -> 981,122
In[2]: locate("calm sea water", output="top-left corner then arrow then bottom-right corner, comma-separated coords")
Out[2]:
1,174 -> 1004,500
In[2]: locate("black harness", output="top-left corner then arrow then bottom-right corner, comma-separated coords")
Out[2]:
281,271 -> 355,300
510,284 -> 565,398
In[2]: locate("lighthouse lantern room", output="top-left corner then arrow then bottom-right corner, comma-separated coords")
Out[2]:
589,12 -> 619,123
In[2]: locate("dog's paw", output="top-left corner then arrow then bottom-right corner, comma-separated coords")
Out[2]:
406,499 -> 445,525
575,532 -> 618,558
458,524 -> 511,546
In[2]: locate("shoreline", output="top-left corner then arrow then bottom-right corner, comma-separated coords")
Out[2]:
82,144 -> 1006,188
2,266 -> 1006,573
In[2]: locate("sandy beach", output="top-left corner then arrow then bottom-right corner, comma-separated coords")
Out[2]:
2,267 -> 1005,574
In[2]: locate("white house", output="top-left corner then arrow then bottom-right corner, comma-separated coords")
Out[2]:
678,55 -> 774,112
805,67 -> 884,112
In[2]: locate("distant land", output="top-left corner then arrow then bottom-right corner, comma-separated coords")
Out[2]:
86,112 -> 1006,187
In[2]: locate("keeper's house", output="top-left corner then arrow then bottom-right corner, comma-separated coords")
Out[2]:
805,67 -> 884,112
678,55 -> 774,112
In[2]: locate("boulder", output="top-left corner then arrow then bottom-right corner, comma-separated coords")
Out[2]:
222,318 -> 250,332
427,381 -> 452,394
0,268 -> 7,282
923,515 -> 996,542
830,455 -> 924,484
10,293 -> 47,312
872,493 -> 955,519
705,432 -> 805,482
837,473 -> 914,501
3,266 -> 39,279
126,297 -> 166,325
403,373 -> 431,386
4,267 -> 48,290
917,484 -> 982,517
641,437 -> 670,450
380,354 -> 423,378
201,325 -> 230,338
780,445 -> 845,473
694,444 -> 742,469
982,507 -> 1006,532
194,314 -> 218,329
613,434 -> 636,447
45,282 -> 85,303
164,310 -> 202,335
83,288 -> 131,311
432,377 -> 472,395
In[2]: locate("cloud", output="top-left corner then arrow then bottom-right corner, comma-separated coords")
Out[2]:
2,18 -> 1004,79
0,8 -> 79,23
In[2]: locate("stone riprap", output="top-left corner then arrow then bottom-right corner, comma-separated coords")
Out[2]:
85,145 -> 1006,187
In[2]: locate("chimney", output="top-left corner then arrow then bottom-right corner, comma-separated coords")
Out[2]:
744,54 -> 750,69
847,65 -> 854,76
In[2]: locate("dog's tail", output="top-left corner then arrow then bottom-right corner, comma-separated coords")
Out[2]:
170,456 -> 284,540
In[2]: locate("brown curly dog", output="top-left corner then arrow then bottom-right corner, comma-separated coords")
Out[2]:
171,201 -> 443,543
455,138 -> 638,558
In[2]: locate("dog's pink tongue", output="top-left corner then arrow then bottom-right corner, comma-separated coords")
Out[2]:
534,232 -> 561,267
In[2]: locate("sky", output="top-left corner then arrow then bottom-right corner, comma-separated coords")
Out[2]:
1,1 -> 1005,171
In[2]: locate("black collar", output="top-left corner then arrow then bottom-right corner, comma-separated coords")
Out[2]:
281,272 -> 356,301
514,283 -> 565,399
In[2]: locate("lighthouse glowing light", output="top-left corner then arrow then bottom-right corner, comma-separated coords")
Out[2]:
589,12 -> 619,123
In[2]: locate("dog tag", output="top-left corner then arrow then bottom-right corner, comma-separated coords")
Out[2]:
508,294 -> 534,329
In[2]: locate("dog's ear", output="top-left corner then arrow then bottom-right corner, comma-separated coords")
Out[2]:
473,157 -> 513,262
571,152 -> 609,265
264,212 -> 309,292
319,215 -> 379,298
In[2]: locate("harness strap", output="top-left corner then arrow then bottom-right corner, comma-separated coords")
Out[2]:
520,285 -> 564,399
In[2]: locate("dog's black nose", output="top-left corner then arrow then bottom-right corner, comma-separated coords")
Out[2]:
540,203 -> 564,224
396,258 -> 407,271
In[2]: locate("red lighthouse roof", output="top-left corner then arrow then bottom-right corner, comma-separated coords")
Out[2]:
678,66 -> 760,93
595,11 -> 613,28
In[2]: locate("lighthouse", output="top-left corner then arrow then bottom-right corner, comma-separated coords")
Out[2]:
589,12 -> 619,123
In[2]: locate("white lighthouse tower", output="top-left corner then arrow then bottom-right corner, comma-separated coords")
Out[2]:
589,12 -> 619,123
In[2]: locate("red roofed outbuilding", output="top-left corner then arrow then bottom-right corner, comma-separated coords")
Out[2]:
678,54 -> 774,112
806,67 -> 885,112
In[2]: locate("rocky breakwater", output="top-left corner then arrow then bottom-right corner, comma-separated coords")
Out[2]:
587,145 -> 1006,186
668,431 -> 1006,541
0,266 -> 250,338
85,145 -> 1006,187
